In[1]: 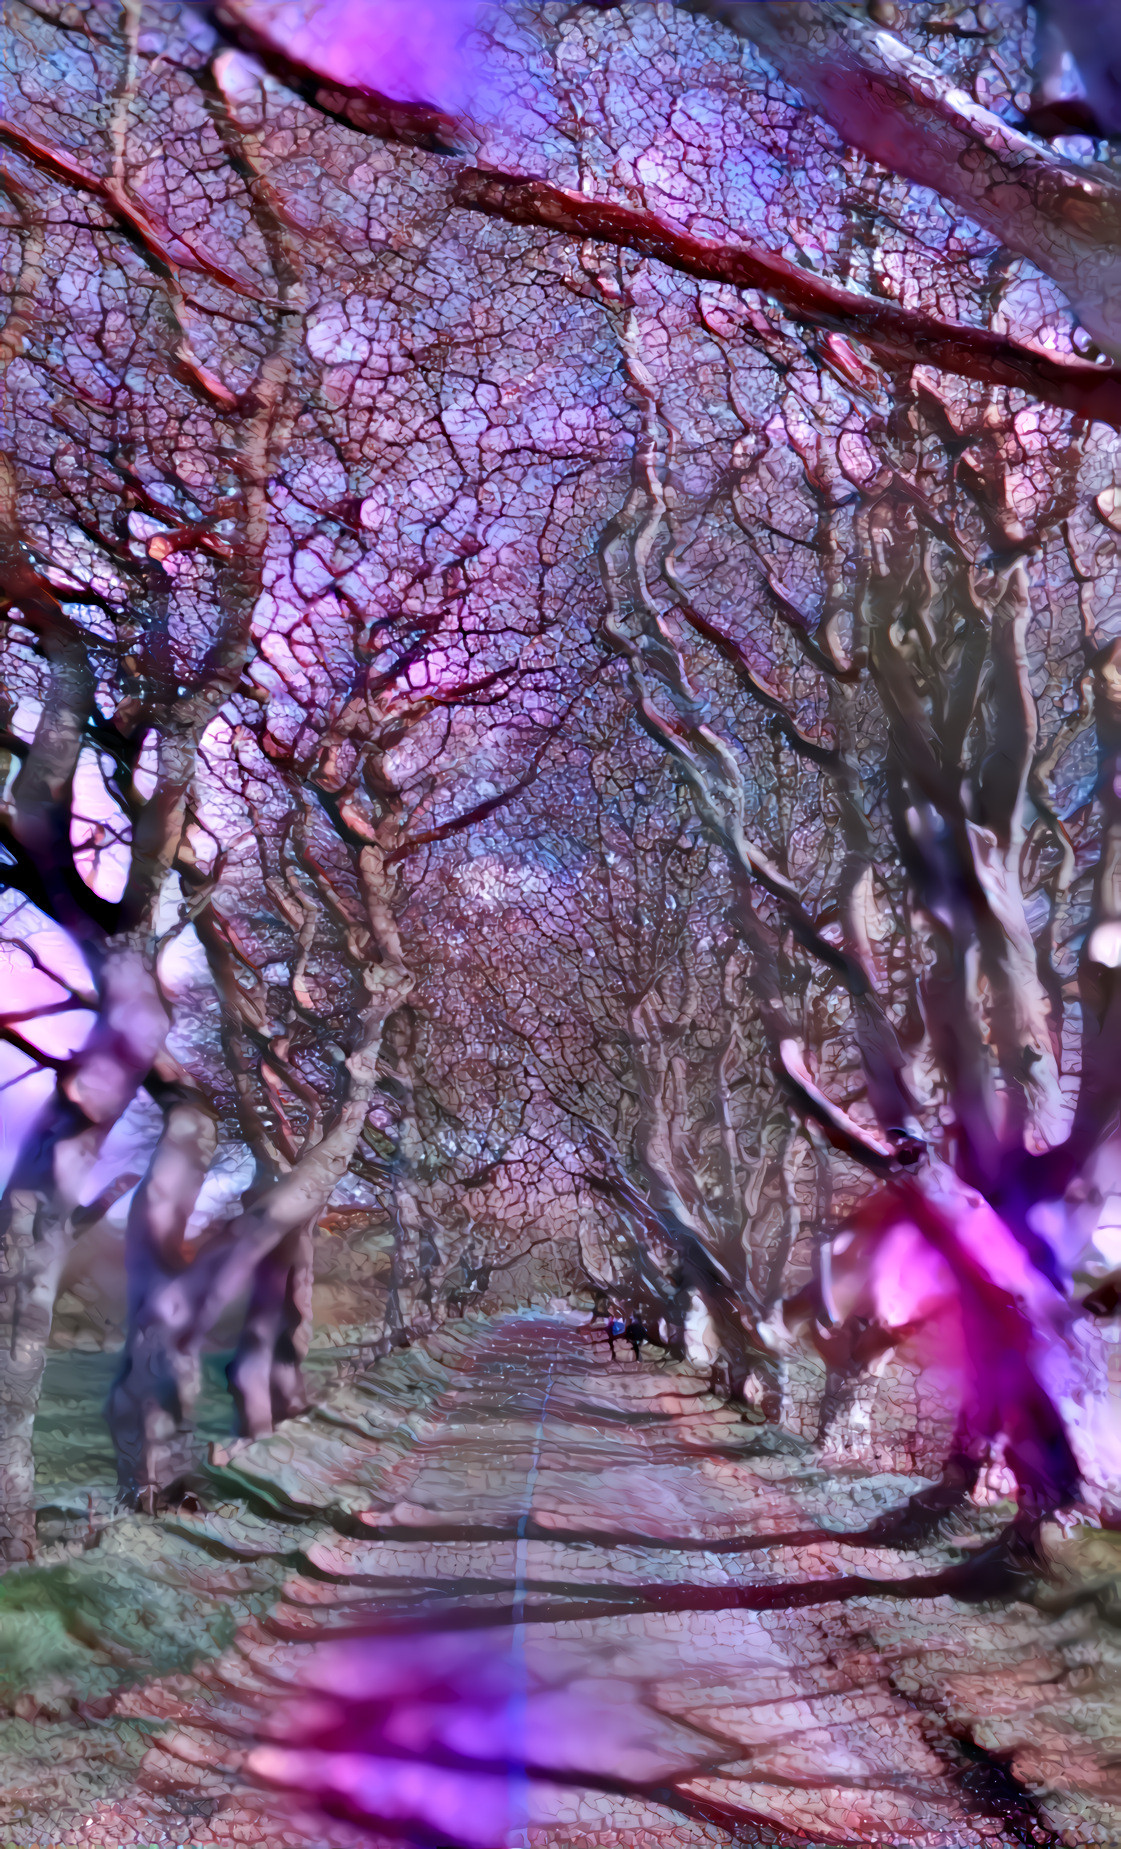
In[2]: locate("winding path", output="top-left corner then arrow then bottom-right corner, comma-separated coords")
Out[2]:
1,1311 -> 1117,1846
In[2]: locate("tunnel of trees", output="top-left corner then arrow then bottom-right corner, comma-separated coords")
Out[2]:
1,0 -> 1121,1586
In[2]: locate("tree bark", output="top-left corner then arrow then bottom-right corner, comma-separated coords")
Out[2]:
226,1218 -> 315,1440
106,1090 -> 217,1509
696,0 -> 1121,357
0,948 -> 170,1558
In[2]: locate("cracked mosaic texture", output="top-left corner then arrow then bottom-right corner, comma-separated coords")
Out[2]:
1,1 -> 1121,1843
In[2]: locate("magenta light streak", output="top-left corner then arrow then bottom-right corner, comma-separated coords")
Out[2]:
223,0 -> 486,111
247,1625 -> 691,1845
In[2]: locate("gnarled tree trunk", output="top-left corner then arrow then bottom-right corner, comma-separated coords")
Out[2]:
0,947 -> 170,1557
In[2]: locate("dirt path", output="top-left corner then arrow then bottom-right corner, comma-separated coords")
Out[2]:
1,1311 -> 1117,1847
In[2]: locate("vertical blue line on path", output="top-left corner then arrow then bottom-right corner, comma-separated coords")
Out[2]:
505,1320 -> 558,1849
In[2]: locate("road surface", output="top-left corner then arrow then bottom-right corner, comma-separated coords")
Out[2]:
0,1311 -> 1117,1846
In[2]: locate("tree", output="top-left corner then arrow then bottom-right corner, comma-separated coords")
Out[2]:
0,0 -> 603,1547
453,0 -> 1121,1529
0,0 -> 311,1554
457,693 -> 803,1397
576,0 -> 1121,1528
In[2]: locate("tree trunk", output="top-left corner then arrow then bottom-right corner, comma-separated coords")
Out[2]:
226,1218 -> 315,1440
0,1188 -> 68,1561
0,947 -> 170,1559
112,964 -> 408,1501
106,1090 -> 217,1509
699,0 -> 1121,357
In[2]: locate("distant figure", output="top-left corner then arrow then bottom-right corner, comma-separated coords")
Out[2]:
710,1350 -> 733,1400
606,1313 -> 626,1360
625,1316 -> 647,1363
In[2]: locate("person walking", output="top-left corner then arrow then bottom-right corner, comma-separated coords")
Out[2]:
606,1312 -> 626,1360
625,1315 -> 647,1363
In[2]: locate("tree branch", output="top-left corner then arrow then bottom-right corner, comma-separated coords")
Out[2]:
455,168 -> 1121,427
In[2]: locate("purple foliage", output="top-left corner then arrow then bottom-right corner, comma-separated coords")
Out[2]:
220,0 -> 487,110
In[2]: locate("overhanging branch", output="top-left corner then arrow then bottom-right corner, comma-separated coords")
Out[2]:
454,169 -> 1121,428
